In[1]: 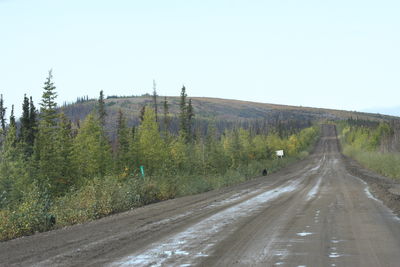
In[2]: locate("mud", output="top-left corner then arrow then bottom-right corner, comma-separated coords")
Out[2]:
343,154 -> 400,216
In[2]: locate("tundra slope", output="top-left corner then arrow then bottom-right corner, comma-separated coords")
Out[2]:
1,125 -> 400,266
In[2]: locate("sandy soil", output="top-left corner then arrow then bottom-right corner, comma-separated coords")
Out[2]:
1,125 -> 399,267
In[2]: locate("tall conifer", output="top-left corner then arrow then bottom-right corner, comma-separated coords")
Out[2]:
40,70 -> 57,126
163,96 -> 170,136
20,95 -> 30,142
98,90 -> 106,127
187,98 -> 194,141
9,105 -> 15,129
116,109 -> 130,173
179,86 -> 188,137
0,94 -> 6,135
152,80 -> 158,122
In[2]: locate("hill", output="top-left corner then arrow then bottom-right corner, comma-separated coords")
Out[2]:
60,96 -> 396,137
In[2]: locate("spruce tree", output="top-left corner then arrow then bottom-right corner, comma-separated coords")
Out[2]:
116,109 -> 130,174
0,94 -> 6,136
20,95 -> 30,143
163,96 -> 170,136
187,98 -> 194,141
9,105 -> 15,129
98,90 -> 106,127
0,116 -> 27,208
152,80 -> 158,122
55,113 -> 75,190
179,86 -> 188,137
19,95 -> 37,157
40,70 -> 57,126
28,97 -> 37,149
34,70 -> 61,197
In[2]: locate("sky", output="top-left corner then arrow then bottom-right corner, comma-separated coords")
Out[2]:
1,0 -> 399,118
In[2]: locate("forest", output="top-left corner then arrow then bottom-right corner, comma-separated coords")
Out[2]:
0,71 -> 319,241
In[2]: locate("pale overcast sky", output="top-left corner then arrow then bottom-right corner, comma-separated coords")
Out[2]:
1,0 -> 399,118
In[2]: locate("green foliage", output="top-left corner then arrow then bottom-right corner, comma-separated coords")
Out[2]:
40,70 -> 58,125
115,110 -> 131,175
1,123 -> 319,241
0,94 -> 6,135
0,72 -> 321,241
72,113 -> 111,180
0,124 -> 29,208
98,90 -> 106,127
19,95 -> 37,156
9,105 -> 16,129
163,96 -> 170,136
338,120 -> 400,179
343,146 -> 400,179
0,184 -> 54,241
137,108 -> 166,176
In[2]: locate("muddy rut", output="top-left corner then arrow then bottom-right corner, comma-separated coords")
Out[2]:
1,125 -> 400,267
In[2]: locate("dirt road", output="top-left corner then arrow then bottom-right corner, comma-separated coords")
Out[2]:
1,125 -> 400,266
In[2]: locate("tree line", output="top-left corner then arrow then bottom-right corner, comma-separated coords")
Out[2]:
0,71 -> 319,240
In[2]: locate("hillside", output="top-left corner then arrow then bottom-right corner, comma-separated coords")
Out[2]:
61,96 -> 395,136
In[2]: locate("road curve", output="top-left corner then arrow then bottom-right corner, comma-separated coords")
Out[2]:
1,125 -> 399,267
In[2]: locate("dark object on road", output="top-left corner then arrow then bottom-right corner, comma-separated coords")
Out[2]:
262,169 -> 268,176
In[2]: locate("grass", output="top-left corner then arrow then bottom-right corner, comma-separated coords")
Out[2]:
343,145 -> 400,179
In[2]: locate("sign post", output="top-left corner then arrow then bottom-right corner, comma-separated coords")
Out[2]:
276,150 -> 284,158
140,166 -> 145,178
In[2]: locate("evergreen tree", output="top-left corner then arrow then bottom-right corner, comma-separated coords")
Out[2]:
40,70 -> 57,126
98,90 -> 106,127
28,97 -> 38,150
152,80 -> 158,122
0,119 -> 28,208
9,105 -> 15,129
19,95 -> 37,157
187,98 -> 195,141
55,113 -> 75,190
179,86 -> 188,137
19,95 -> 30,143
115,109 -> 130,174
163,96 -> 170,136
0,94 -> 6,136
34,70 -> 63,197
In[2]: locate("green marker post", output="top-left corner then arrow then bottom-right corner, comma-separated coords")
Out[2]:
140,165 -> 145,178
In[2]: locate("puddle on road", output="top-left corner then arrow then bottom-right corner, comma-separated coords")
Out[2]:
296,232 -> 313,237
110,180 -> 301,266
329,252 -> 342,258
307,177 -> 322,200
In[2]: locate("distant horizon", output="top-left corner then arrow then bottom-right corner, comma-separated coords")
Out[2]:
5,92 -> 400,122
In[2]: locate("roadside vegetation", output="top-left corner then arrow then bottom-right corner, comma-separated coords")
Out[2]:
0,71 -> 319,241
337,118 -> 400,179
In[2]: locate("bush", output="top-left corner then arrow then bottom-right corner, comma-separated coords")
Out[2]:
0,185 -> 54,241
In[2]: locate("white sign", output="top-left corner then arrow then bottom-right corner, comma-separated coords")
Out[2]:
276,150 -> 284,158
